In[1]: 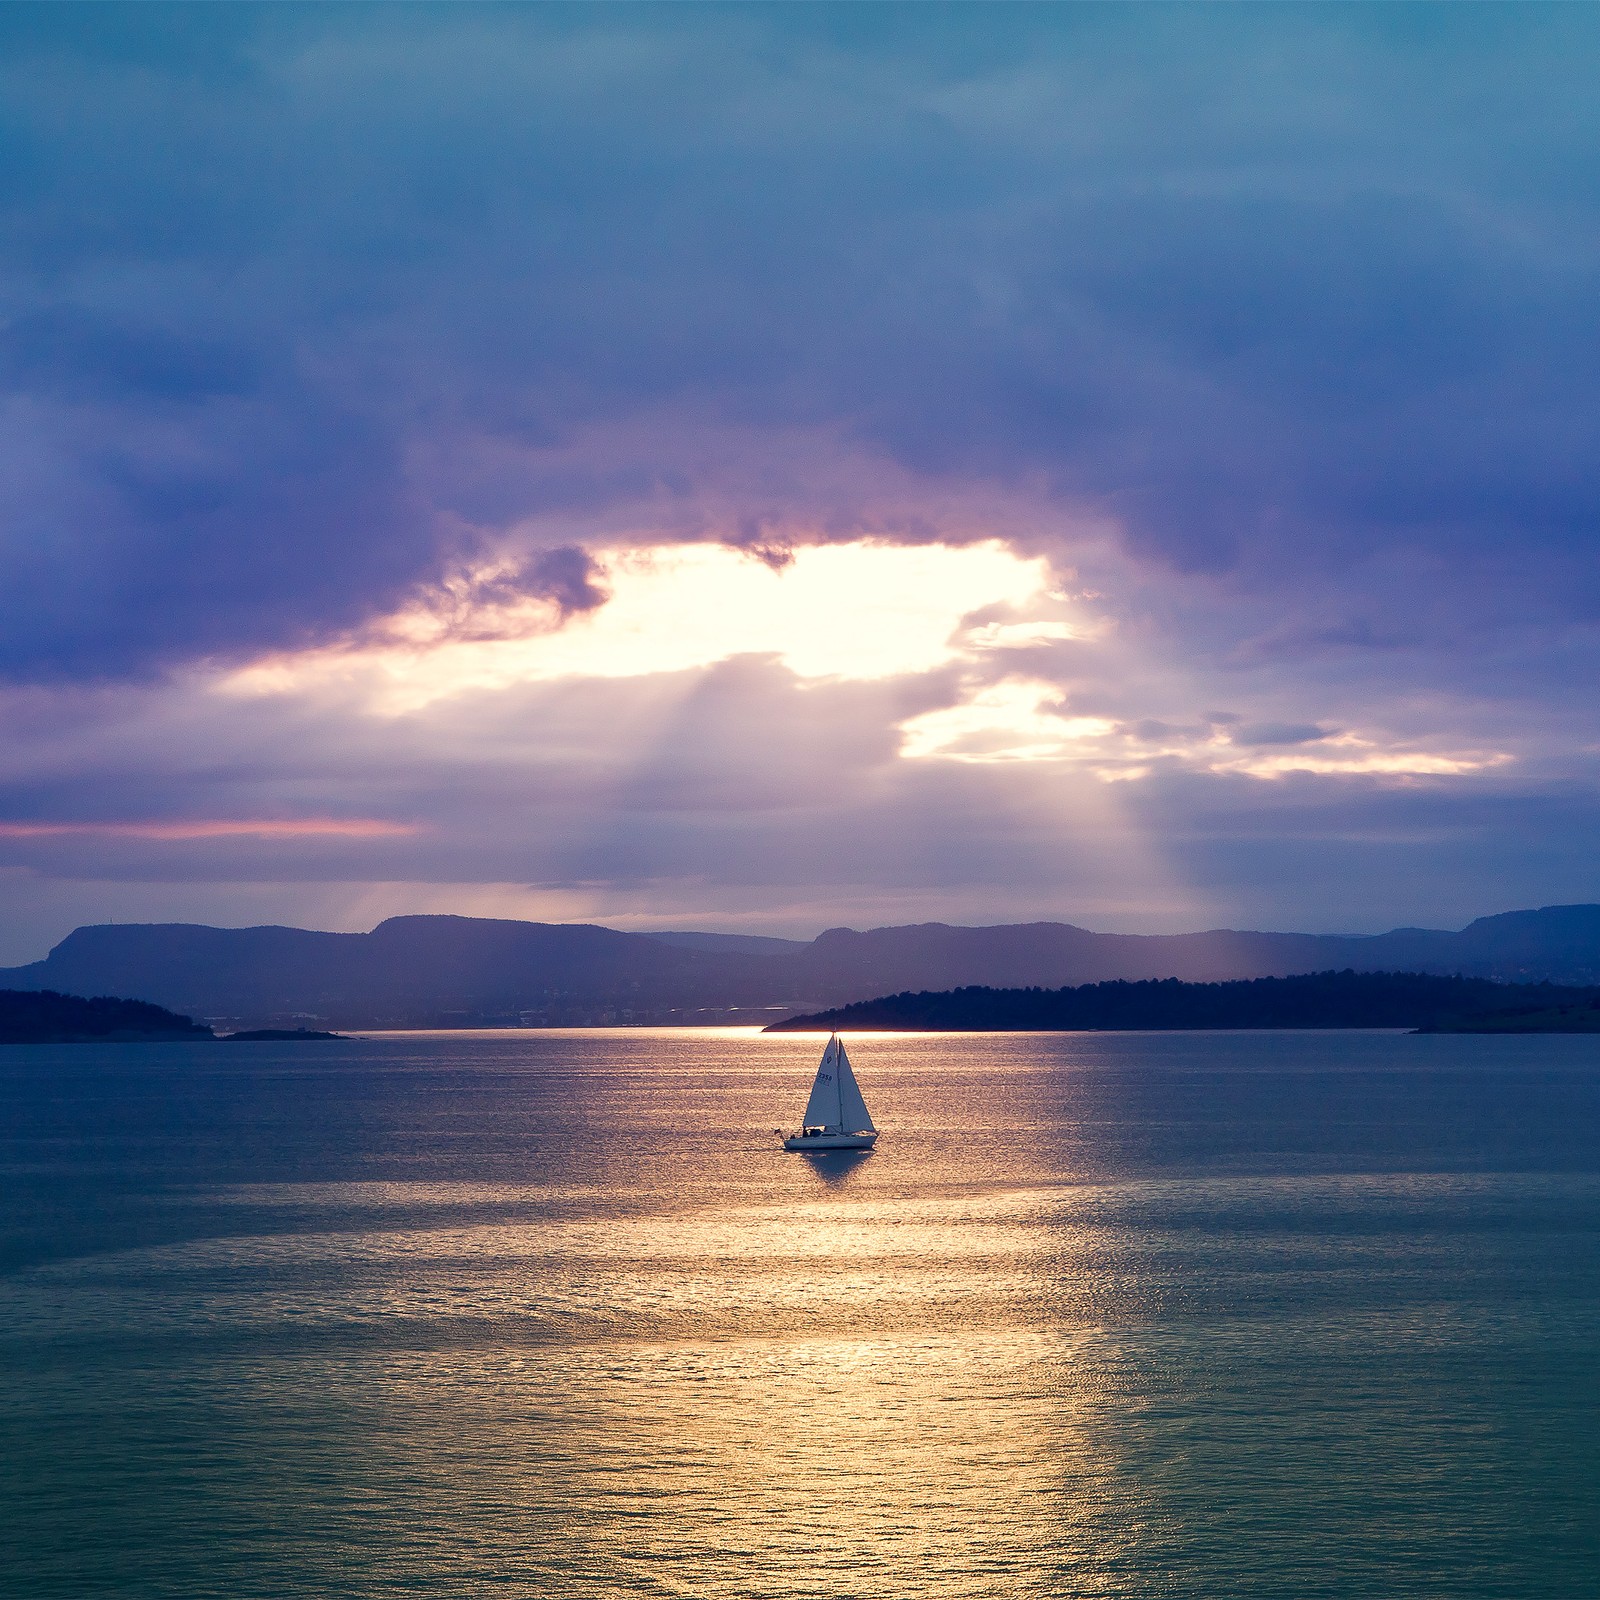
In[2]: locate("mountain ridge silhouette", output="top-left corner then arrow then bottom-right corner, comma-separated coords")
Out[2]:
4,904 -> 1599,1028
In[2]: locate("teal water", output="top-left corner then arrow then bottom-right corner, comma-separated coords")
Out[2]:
2,1028 -> 1597,1598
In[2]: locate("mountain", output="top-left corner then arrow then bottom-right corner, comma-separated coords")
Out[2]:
764,971 -> 1599,1033
777,906 -> 1600,992
3,904 -> 1600,1029
0,916 -> 796,1028
642,931 -> 811,957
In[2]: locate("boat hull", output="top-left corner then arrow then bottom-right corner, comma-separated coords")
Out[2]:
782,1131 -> 877,1151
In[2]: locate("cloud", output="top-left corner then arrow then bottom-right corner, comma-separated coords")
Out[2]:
521,547 -> 608,619
2,8 -> 1599,953
1230,722 -> 1334,747
2,7 -> 1599,683
0,819 -> 416,840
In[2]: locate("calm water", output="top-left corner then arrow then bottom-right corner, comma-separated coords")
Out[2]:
2,1028 -> 1598,1599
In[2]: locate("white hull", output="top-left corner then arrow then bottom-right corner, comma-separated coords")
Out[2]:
783,1131 -> 877,1151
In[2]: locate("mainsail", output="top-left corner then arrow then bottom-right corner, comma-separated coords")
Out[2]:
800,1034 -> 875,1133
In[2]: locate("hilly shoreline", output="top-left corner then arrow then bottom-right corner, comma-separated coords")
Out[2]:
0,989 -> 213,1044
763,971 -> 1600,1034
3,904 -> 1600,1031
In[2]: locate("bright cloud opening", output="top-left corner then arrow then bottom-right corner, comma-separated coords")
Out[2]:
900,680 -> 1116,763
224,541 -> 1059,712
899,685 -> 1514,781
963,620 -> 1081,649
1212,738 -> 1513,780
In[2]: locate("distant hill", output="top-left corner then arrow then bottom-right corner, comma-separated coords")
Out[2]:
777,906 -> 1600,993
3,904 -> 1600,1029
0,915 -> 792,1029
642,931 -> 810,957
764,971 -> 1600,1033
0,988 -> 213,1043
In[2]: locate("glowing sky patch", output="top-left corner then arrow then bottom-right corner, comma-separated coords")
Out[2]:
962,620 -> 1082,650
1213,740 -> 1513,780
899,681 -> 1116,764
224,541 -> 1061,712
898,686 -> 1514,781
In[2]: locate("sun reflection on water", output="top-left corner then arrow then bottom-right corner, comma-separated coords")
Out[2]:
7,1030 -> 1597,1598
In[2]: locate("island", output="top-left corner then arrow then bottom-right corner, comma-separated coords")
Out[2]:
0,990 -> 354,1043
764,969 -> 1600,1033
0,988 -> 214,1043
219,1028 -> 350,1041
1418,998 -> 1600,1033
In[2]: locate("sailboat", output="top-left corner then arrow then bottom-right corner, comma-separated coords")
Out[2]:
782,1033 -> 878,1151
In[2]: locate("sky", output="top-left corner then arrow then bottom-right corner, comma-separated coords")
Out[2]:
3,2 -> 1600,962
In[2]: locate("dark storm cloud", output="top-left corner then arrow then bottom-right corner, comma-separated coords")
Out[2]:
4,4 -> 1600,681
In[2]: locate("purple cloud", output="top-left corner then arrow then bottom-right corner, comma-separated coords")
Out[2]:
2,6 -> 1599,953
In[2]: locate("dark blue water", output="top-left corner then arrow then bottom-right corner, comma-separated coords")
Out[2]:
3,1028 -> 1597,1598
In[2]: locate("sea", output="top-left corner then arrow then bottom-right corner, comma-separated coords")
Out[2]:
2,1028 -> 1597,1599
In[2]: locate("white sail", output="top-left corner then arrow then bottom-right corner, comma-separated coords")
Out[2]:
800,1035 -> 845,1129
798,1034 -> 874,1133
833,1038 -> 875,1132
